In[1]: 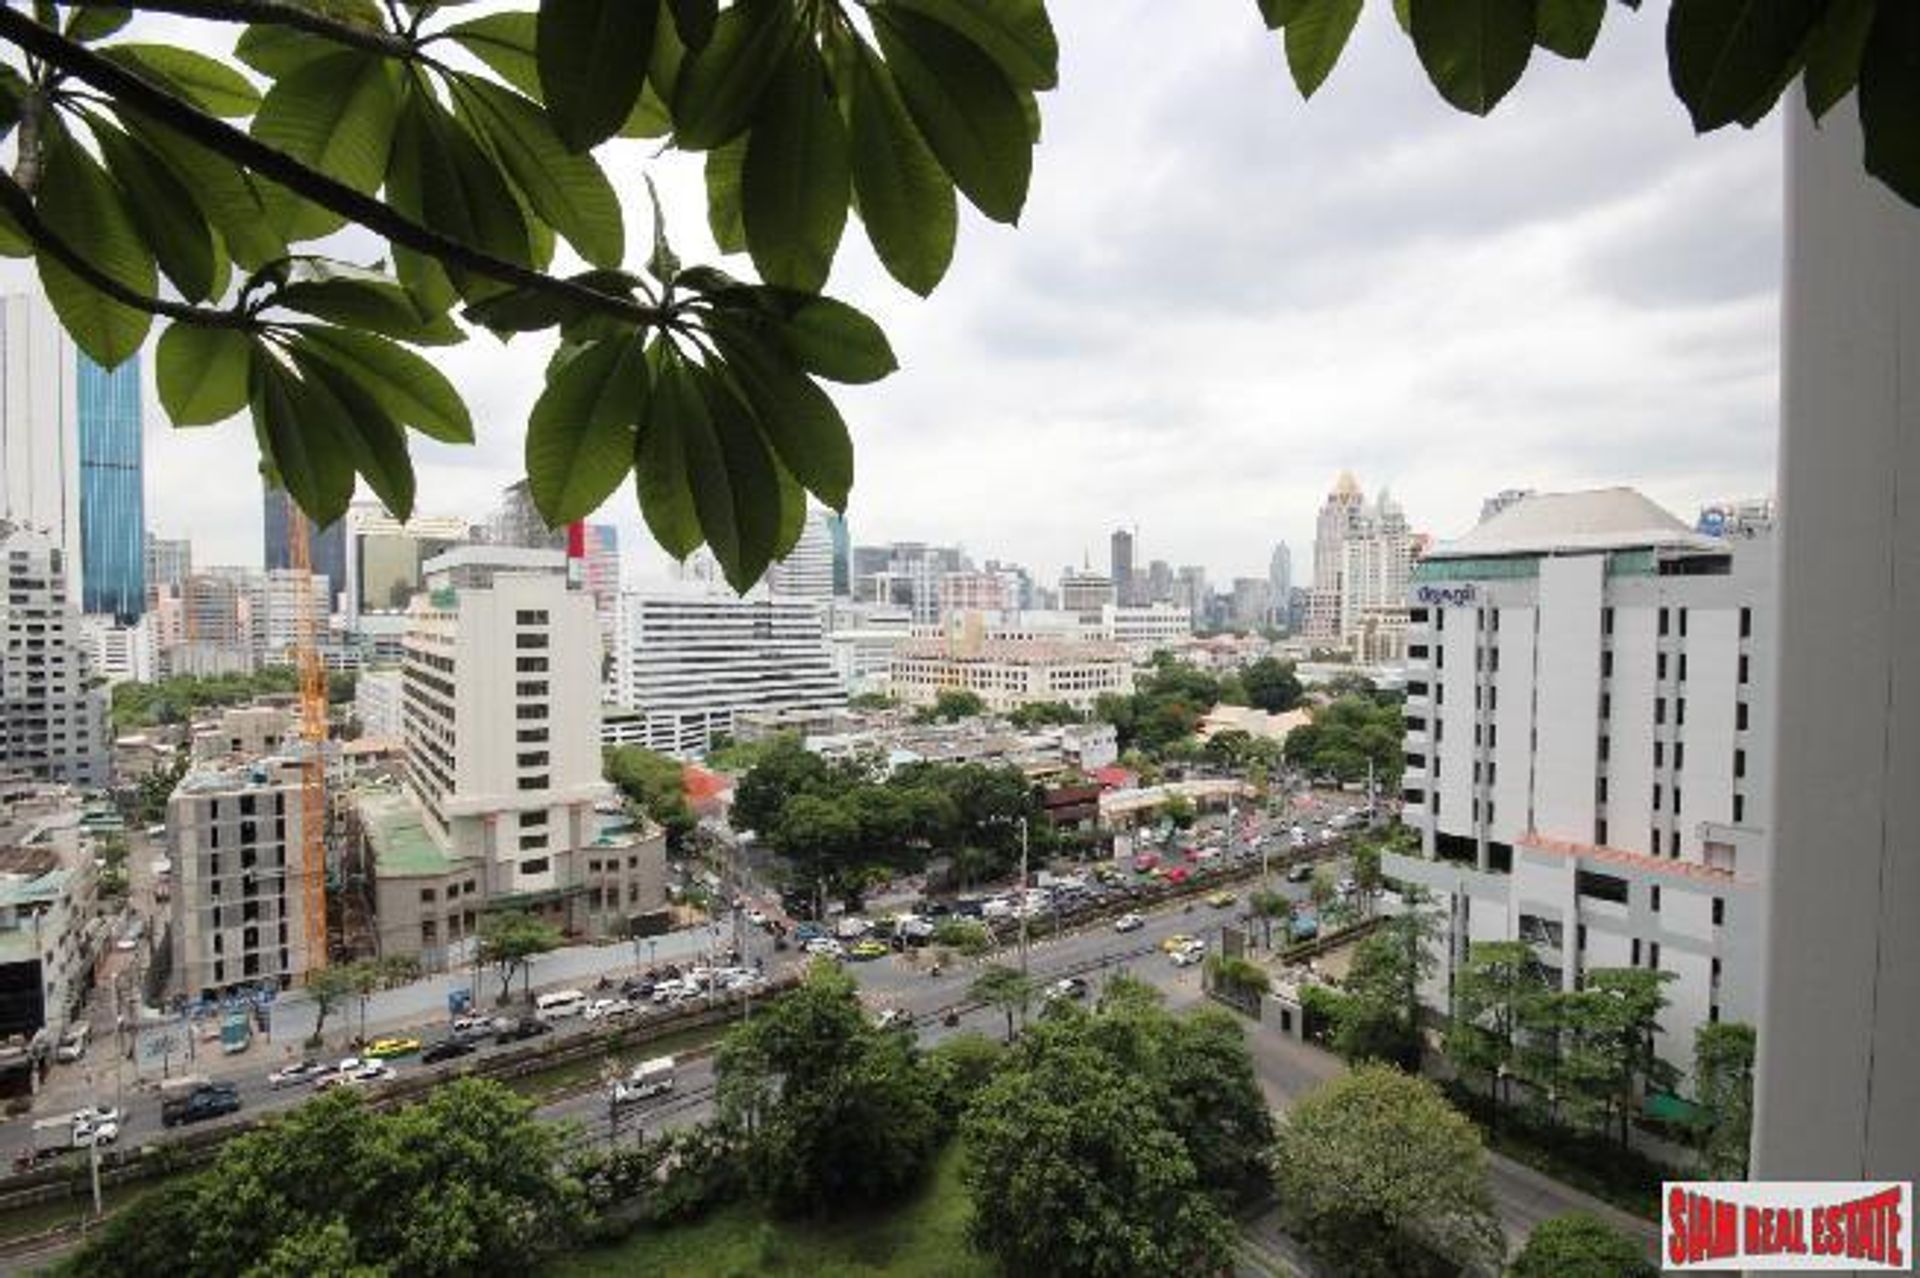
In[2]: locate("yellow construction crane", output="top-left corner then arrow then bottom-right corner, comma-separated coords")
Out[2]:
285,493 -> 329,974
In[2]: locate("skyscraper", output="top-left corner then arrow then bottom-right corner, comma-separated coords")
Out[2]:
145,533 -> 191,597
1304,472 -> 1365,642
1268,542 -> 1292,622
75,353 -> 144,623
1,294 -> 80,603
262,481 -> 346,615
0,523 -> 109,785
767,507 -> 836,599
824,511 -> 850,597
1109,528 -> 1134,607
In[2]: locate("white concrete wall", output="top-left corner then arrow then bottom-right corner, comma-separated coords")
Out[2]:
1490,605 -> 1534,844
1608,606 -> 1658,853
1435,609 -> 1476,833
1676,609 -> 1739,861
1532,557 -> 1604,840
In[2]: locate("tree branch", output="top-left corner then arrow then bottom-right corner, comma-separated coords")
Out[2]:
72,0 -> 417,60
0,171 -> 255,326
0,7 -> 666,328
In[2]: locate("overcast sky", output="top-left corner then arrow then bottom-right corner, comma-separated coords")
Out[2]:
10,1 -> 1783,589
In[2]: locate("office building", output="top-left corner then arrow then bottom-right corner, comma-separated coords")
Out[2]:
1097,603 -> 1193,658
582,523 -> 620,648
161,569 -> 254,676
0,526 -> 110,786
262,482 -> 346,616
353,668 -> 403,743
822,601 -> 914,697
611,584 -> 844,756
1109,529 -> 1136,606
249,568 -> 330,668
1340,489 -> 1414,662
76,352 -> 144,623
0,294 -> 80,604
1386,489 -> 1772,1083
1696,497 -> 1776,537
1303,472 -> 1366,643
0,779 -> 102,1048
1172,565 -> 1209,622
825,511 -> 850,597
1268,542 -> 1292,629
938,570 -> 1012,617
487,479 -> 566,552
344,505 -> 471,620
1146,559 -> 1174,605
80,613 -> 154,687
144,533 -> 191,598
767,507 -> 836,600
1230,578 -> 1272,633
889,637 -> 1134,714
1059,570 -> 1116,623
853,542 -> 967,624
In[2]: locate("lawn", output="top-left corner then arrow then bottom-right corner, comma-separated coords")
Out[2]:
546,1143 -> 995,1278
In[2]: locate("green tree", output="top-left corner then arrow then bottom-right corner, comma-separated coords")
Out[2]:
716,961 -> 942,1216
1558,968 -> 1678,1146
1693,1021 -> 1756,1178
64,1081 -> 582,1278
1161,793 -> 1197,829
1005,700 -> 1085,728
1249,889 -> 1294,949
730,734 -> 828,837
1272,1065 -> 1504,1278
1508,1213 -> 1657,1278
969,962 -> 1034,1043
1446,940 -> 1550,1116
602,745 -> 696,849
1242,656 -> 1303,713
1284,694 -> 1404,787
302,961 -> 359,1047
477,911 -> 562,1006
922,1031 -> 1004,1120
915,687 -> 987,723
847,691 -> 899,712
1156,1007 -> 1277,1203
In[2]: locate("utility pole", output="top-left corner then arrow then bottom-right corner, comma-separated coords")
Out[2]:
1016,816 -> 1030,985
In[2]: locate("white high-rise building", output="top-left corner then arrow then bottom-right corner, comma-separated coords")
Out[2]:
80,612 -> 154,686
611,584 -> 844,756
1268,542 -> 1292,626
1,525 -> 109,785
1340,488 -> 1414,662
767,507 -> 836,600
1386,489 -> 1773,1084
353,667 -> 403,742
0,295 -> 80,603
248,568 -> 330,668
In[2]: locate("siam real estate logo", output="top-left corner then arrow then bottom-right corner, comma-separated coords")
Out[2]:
1664,1182 -> 1912,1271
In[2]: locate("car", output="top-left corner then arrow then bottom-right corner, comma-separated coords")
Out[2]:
1160,933 -> 1197,953
804,936 -> 844,958
746,908 -> 769,927
1336,877 -> 1357,897
362,1036 -> 421,1060
1164,866 -> 1190,885
162,1083 -> 240,1127
72,1117 -> 118,1147
54,1024 -> 89,1063
494,1017 -> 553,1045
71,1105 -> 121,1128
1207,890 -> 1237,908
1285,862 -> 1313,883
1113,912 -> 1144,933
584,997 -> 635,1021
611,1056 -> 675,1105
420,1038 -> 476,1065
1044,977 -> 1089,1001
847,939 -> 890,961
269,1059 -> 332,1089
1170,944 -> 1205,968
320,1060 -> 396,1089
792,922 -> 825,944
834,916 -> 872,940
875,1008 -> 913,1030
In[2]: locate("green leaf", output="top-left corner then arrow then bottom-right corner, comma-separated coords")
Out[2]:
461,268 -> 637,332
386,92 -> 531,299
117,106 -> 287,271
1408,0 -> 1536,115
668,0 -> 717,51
642,177 -> 680,286
705,136 -> 748,255
1859,2 -> 1920,207
872,5 -> 1032,224
706,317 -> 853,509
891,0 -> 1059,90
275,260 -> 464,345
235,24 -> 342,77
446,12 -> 544,99
537,0 -> 659,150
84,112 -> 217,302
687,360 -> 783,590
1393,0 -> 1412,36
634,349 -> 704,559
452,75 -> 626,267
526,334 -> 649,524
156,325 -> 252,426
250,349 -> 355,527
1284,0 -> 1364,97
1801,0 -> 1876,120
770,455 -> 807,561
291,324 -> 474,443
779,296 -> 897,384
672,0 -> 797,150
250,50 -> 400,239
286,344 -> 417,522
742,44 -> 850,292
848,41 -> 956,295
33,124 -> 153,368
97,44 -> 262,117
1666,0 -> 1825,132
1535,0 -> 1607,59
66,5 -> 130,42
1257,0 -> 1288,30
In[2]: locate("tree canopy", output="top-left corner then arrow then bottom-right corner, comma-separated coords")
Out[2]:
603,744 -> 696,848
477,909 -> 563,1003
1283,694 -> 1404,788
1507,1212 -> 1658,1278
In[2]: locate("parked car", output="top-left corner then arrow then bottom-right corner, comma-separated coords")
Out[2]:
1336,877 -> 1357,897
162,1083 -> 240,1128
494,1017 -> 553,1045
1160,933 -> 1197,953
1113,912 -> 1144,933
71,1115 -> 119,1147
534,989 -> 588,1021
421,1038 -> 476,1065
746,908 -> 769,927
1207,890 -> 1237,908
834,916 -> 872,940
804,936 -> 844,958
847,939 -> 889,961
584,997 -> 635,1021
269,1059 -> 332,1089
792,922 -> 825,944
319,1060 -> 396,1089
1170,944 -> 1205,968
1045,977 -> 1089,1001
363,1036 -> 421,1060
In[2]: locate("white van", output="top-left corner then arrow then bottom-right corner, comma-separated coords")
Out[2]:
533,989 -> 587,1021
610,1055 -> 675,1105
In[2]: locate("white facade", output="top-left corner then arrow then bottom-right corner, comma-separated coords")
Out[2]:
1387,489 -> 1772,1084
248,568 -> 330,668
766,507 -> 836,600
353,667 -> 403,742
0,780 -> 102,1042
610,584 -> 844,756
401,548 -> 609,903
1097,603 -> 1193,657
0,294 -> 80,605
81,612 -> 154,686
1340,489 -> 1413,661
1,527 -> 109,786
888,638 -> 1134,713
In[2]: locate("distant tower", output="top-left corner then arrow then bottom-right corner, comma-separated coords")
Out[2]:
1109,528 -> 1135,606
263,477 -> 346,615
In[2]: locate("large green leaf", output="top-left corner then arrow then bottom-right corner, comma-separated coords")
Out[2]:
705,136 -> 748,255
286,345 -> 417,522
1667,0 -> 1825,132
537,0 -> 659,150
634,349 -> 705,559
707,316 -> 853,510
672,0 -> 797,150
742,44 -> 850,292
156,325 -> 252,426
1859,2 -> 1920,206
667,0 -> 717,52
236,24 -> 347,78
291,324 -> 474,443
66,5 -> 131,42
872,5 -> 1032,224
769,455 -> 808,561
250,349 -> 356,528
891,0 -> 1059,90
1408,0 -> 1536,115
275,260 -> 464,345
848,42 -> 956,295
33,125 -> 153,368
779,296 -> 898,384
117,106 -> 287,271
452,75 -> 624,268
686,360 -> 783,590
1535,0 -> 1607,59
1284,0 -> 1364,97
251,50 -> 400,239
525,334 -> 650,524
97,44 -> 262,117
84,112 -> 216,302
386,92 -> 531,299
1801,0 -> 1876,120
445,12 -> 544,98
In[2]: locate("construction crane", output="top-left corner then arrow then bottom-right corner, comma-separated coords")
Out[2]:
286,493 -> 329,975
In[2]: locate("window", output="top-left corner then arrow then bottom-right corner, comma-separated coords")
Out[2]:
515,704 -> 549,720
1737,701 -> 1750,731
1410,607 -> 1430,624
1651,828 -> 1662,856
1595,818 -> 1609,845
1603,650 -> 1614,677
516,681 -> 548,697
1738,654 -> 1750,685
518,775 -> 549,791
1649,941 -> 1662,969
1734,794 -> 1746,822
1658,652 -> 1668,679
1740,606 -> 1752,638
1712,897 -> 1726,927
519,833 -> 548,851
1632,938 -> 1642,965
1655,697 -> 1666,725
1679,654 -> 1689,682
1650,884 -> 1662,913
422,920 -> 437,945
1673,788 -> 1682,814
1735,748 -> 1747,778
517,728 -> 549,744
1595,777 -> 1609,803
1676,697 -> 1687,726
520,857 -> 550,876
1658,607 -> 1670,636
518,751 -> 549,768
1654,741 -> 1664,768
1678,609 -> 1688,637
522,810 -> 548,826
1603,607 -> 1615,636
1674,742 -> 1685,769
1601,693 -> 1612,720
516,656 -> 549,673
1598,733 -> 1609,760
419,889 -> 435,904
1575,870 -> 1630,904
1653,784 -> 1663,810
515,610 -> 549,625
515,633 -> 549,649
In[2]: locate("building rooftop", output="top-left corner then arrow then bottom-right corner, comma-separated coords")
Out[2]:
1427,488 -> 1721,560
893,639 -> 1131,663
356,791 -> 464,878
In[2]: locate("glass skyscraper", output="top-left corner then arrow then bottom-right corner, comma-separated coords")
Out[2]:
77,352 -> 144,623
262,478 -> 347,611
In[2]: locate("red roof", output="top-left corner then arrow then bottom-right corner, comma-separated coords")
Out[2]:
1093,765 -> 1138,791
682,766 -> 732,806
